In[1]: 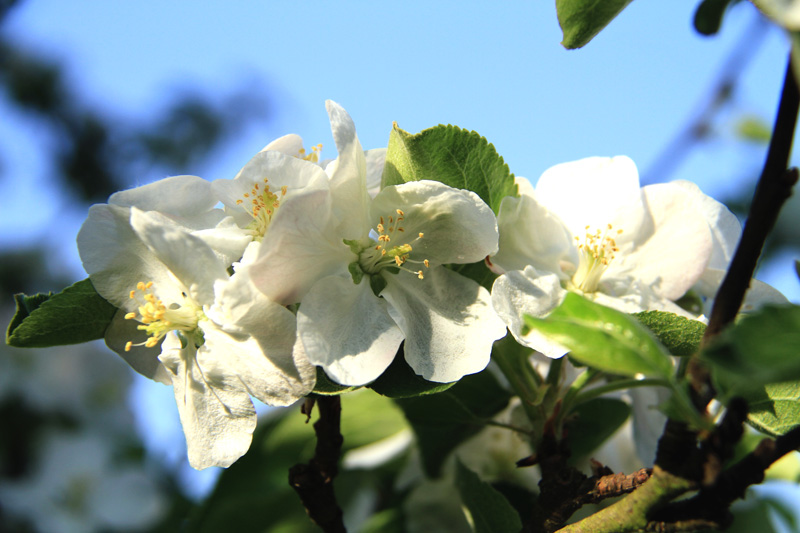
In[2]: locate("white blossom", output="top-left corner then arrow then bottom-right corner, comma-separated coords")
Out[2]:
78,188 -> 314,469
490,156 -> 715,357
249,101 -> 506,386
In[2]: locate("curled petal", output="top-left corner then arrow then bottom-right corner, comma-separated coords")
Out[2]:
491,266 -> 568,358
326,100 -> 370,239
372,180 -> 499,265
492,189 -> 575,275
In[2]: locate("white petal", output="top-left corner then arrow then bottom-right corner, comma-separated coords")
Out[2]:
365,148 -> 387,198
325,100 -> 371,239
491,190 -> 575,275
372,180 -> 499,265
250,188 -> 353,304
158,333 -> 257,470
298,275 -> 403,386
206,273 -> 315,405
535,156 -> 646,237
383,267 -> 507,382
109,175 -> 217,219
695,268 -> 789,315
261,133 -> 305,156
671,180 -> 741,269
213,150 -> 330,229
629,386 -> 670,466
612,183 -> 713,301
130,208 -> 229,305
104,309 -> 171,384
491,266 -> 568,358
78,204 -> 178,309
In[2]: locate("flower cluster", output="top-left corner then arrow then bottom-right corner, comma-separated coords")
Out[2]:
78,101 -> 783,470
77,101 -> 506,469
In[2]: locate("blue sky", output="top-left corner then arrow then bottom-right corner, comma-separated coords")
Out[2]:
1,0 -> 798,497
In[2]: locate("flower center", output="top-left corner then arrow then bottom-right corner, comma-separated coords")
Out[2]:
356,209 -> 429,279
236,179 -> 288,241
296,143 -> 323,163
568,224 -> 623,293
123,281 -> 204,352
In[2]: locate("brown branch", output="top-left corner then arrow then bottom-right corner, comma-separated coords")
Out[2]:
289,396 -> 346,533
702,53 -> 800,345
648,425 -> 800,530
686,52 -> 800,410
543,467 -> 653,532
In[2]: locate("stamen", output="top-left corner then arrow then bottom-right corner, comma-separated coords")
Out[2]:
124,281 -> 202,352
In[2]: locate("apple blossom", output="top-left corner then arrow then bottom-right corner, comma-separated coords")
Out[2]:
490,156 -> 715,357
249,102 -> 506,386
78,201 -> 314,469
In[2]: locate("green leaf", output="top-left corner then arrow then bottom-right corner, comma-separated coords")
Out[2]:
694,0 -> 738,35
395,369 -> 512,477
632,311 -> 706,356
741,381 -> 800,437
565,398 -> 631,460
523,293 -> 674,379
369,347 -> 456,398
555,0 -> 634,49
454,460 -> 522,533
381,123 -> 517,214
701,304 -> 800,390
6,278 -> 117,348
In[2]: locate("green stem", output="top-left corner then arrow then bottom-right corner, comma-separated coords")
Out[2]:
571,378 -> 671,407
493,346 -> 541,422
556,467 -> 695,533
560,368 -> 600,414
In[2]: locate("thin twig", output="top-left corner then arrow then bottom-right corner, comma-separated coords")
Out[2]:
288,396 -> 346,533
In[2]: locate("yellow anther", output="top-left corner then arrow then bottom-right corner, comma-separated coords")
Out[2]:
124,312 -> 137,320
125,341 -> 133,352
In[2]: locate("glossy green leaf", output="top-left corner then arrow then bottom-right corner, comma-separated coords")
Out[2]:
556,0 -> 634,49
369,347 -> 456,398
381,123 -> 517,214
565,398 -> 631,460
701,304 -> 800,389
6,278 -> 117,348
523,293 -> 673,378
632,310 -> 706,356
394,369 -> 512,476
455,460 -> 522,533
694,0 -> 738,35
